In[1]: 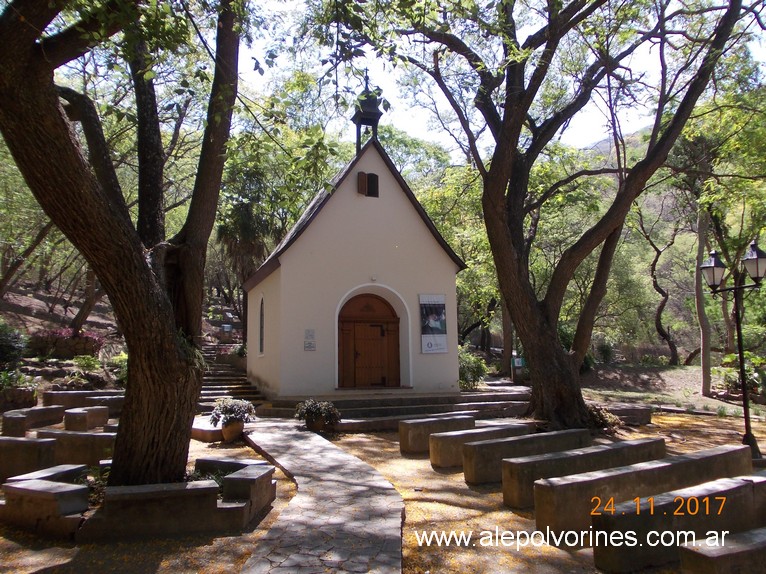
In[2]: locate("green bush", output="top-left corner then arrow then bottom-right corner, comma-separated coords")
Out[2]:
0,321 -> 25,369
458,346 -> 487,391
596,342 -> 614,364
0,369 -> 35,392
109,352 -> 129,386
73,354 -> 101,372
294,398 -> 342,426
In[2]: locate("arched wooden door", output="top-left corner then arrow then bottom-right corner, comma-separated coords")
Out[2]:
339,294 -> 400,388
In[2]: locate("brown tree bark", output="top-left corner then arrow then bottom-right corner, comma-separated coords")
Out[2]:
0,0 -> 240,485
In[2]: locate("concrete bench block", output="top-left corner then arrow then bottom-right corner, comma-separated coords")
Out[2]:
464,429 -> 591,485
223,465 -> 277,522
605,403 -> 653,425
3,478 -> 89,515
535,444 -> 752,536
0,437 -> 57,482
2,406 -> 65,437
593,476 -> 756,571
76,480 -> 220,542
679,525 -> 766,574
399,415 -> 475,455
429,422 -> 536,468
36,430 -> 116,466
83,395 -> 124,417
195,457 -> 268,475
43,390 -> 124,409
502,437 -> 666,508
64,406 -> 110,431
6,464 -> 87,484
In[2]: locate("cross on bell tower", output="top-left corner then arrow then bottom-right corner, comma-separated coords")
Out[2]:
351,73 -> 383,154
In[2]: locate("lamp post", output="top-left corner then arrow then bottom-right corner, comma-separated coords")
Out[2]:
700,240 -> 766,459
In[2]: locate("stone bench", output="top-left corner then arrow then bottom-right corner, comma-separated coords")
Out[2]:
680,524 -> 766,574
2,406 -> 65,437
0,478 -> 89,538
534,444 -> 753,536
6,464 -> 87,484
463,429 -> 592,485
502,437 -> 666,508
36,430 -> 116,466
429,422 -> 536,468
64,406 -> 110,431
42,389 -> 124,409
75,480 -> 221,542
399,415 -> 475,455
195,457 -> 268,475
83,395 -> 124,417
0,437 -> 56,482
223,465 -> 277,523
593,474 -> 766,572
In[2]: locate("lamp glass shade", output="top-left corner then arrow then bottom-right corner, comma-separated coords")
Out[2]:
742,241 -> 766,282
700,250 -> 726,289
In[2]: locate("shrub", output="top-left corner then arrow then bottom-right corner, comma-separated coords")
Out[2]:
458,345 -> 488,391
108,352 -> 129,386
28,328 -> 104,358
73,354 -> 101,372
0,321 -> 25,369
209,398 -> 256,427
0,369 -> 35,392
596,342 -> 614,364
294,398 -> 342,426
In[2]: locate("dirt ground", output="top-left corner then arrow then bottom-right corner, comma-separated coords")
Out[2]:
1,409 -> 763,574
0,439 -> 297,574
335,413 -> 766,574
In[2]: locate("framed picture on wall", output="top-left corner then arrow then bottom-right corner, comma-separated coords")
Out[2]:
419,294 -> 447,353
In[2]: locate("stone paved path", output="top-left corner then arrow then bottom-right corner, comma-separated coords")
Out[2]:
241,419 -> 403,574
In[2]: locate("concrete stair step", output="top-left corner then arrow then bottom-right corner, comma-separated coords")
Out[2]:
256,401 -> 527,420
267,391 -> 528,410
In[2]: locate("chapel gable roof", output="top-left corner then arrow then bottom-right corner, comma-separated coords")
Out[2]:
243,138 -> 466,292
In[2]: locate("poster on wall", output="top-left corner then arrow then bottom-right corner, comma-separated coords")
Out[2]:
419,294 -> 447,354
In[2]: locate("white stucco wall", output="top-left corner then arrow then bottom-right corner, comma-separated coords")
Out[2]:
265,145 -> 460,397
246,267 -> 282,397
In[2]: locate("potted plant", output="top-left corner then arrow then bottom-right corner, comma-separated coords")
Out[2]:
294,398 -> 341,432
209,398 -> 256,442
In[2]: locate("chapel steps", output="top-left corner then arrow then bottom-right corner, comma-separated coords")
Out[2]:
254,389 -> 532,424
196,344 -> 265,414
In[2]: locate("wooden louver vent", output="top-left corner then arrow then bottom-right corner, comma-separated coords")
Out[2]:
357,171 -> 379,197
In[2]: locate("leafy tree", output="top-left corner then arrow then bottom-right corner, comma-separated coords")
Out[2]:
317,0 -> 752,427
0,0 -> 243,485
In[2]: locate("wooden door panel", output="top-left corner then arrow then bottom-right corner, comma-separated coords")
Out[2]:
354,323 -> 387,386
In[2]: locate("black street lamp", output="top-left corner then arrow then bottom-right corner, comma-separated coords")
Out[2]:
700,240 -> 766,459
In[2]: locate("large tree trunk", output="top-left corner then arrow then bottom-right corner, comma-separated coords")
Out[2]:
0,0 -> 239,485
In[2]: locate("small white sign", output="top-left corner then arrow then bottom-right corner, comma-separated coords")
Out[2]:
304,341 -> 316,352
304,329 -> 315,340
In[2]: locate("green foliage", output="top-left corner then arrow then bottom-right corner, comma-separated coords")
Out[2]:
294,398 -> 342,426
0,321 -> 25,370
209,398 -> 256,427
639,355 -> 671,367
715,352 -> 765,395
73,355 -> 101,373
458,346 -> 488,391
596,343 -> 614,364
0,370 -> 35,392
108,352 -> 129,386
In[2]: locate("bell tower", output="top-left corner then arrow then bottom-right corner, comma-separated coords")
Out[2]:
351,74 -> 383,154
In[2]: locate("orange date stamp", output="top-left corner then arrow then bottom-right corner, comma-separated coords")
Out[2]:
590,495 -> 727,516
